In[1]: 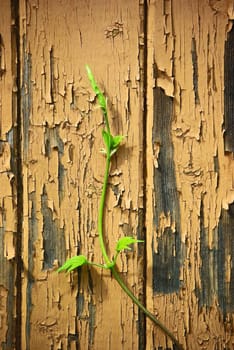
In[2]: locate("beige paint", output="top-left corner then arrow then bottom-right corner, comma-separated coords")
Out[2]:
20,0 -> 144,349
0,0 -> 18,347
147,1 -> 234,349
0,0 -> 234,349
0,3 -> 12,138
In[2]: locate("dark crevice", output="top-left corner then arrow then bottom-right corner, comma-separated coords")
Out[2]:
191,37 -> 200,105
138,1 -> 148,349
0,34 -> 6,78
224,22 -> 234,152
11,0 -> 22,349
49,46 -> 55,105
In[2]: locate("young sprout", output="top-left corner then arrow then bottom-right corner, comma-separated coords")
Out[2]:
58,66 -> 183,350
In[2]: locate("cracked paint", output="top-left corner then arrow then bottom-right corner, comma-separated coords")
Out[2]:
152,86 -> 182,293
147,0 -> 234,349
0,1 -> 18,347
21,0 -> 144,349
1,1 -> 234,349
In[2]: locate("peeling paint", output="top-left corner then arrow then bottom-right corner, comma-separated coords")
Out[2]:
22,34 -> 32,157
41,185 -> 66,269
197,199 -> 218,308
68,333 -> 79,349
0,2 -> 17,346
88,300 -> 96,346
105,22 -> 123,39
152,87 -> 182,293
10,1 -> 234,349
4,231 -> 15,260
0,243 -> 15,349
25,192 -> 38,349
217,204 -> 234,314
147,1 -> 234,347
77,293 -> 84,318
44,125 -> 65,203
6,128 -> 14,172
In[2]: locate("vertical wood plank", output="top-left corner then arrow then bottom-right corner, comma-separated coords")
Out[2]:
0,1 -> 19,348
224,23 -> 234,152
21,1 -> 145,349
147,1 -> 234,349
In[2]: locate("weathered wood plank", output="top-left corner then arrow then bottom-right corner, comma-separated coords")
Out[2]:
147,1 -> 234,349
0,1 -> 19,349
3,1 -> 234,349
21,1 -> 145,349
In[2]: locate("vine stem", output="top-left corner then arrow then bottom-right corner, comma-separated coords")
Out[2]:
111,267 -> 183,350
98,151 -> 183,350
98,153 -> 112,266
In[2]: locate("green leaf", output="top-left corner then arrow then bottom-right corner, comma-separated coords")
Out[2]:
111,135 -> 124,152
86,65 -> 99,93
111,135 -> 125,149
102,130 -> 111,150
86,65 -> 107,112
115,236 -> 144,253
58,255 -> 88,273
102,131 -> 124,157
97,93 -> 107,112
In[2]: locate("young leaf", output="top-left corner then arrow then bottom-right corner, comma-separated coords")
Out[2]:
86,65 -> 107,112
86,65 -> 99,94
58,255 -> 88,273
116,236 -> 144,253
97,93 -> 107,112
109,134 -> 125,156
111,135 -> 125,149
102,129 -> 111,150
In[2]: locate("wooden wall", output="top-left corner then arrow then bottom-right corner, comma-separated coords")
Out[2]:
0,1 -> 234,349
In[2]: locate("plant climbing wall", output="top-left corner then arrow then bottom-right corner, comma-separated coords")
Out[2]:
0,1 -> 234,350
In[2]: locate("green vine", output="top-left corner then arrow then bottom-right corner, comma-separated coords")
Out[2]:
58,66 -> 183,350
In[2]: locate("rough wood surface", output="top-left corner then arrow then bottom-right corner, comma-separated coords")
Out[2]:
20,1 -> 145,349
147,1 -> 234,349
0,1 -> 19,348
1,1 -> 234,349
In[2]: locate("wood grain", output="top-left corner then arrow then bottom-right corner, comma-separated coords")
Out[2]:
20,1 -> 145,349
147,1 -> 234,349
1,1 -> 234,349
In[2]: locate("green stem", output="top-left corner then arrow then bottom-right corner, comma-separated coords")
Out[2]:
111,267 -> 183,350
88,261 -> 106,269
98,152 -> 183,349
98,154 -> 112,266
92,67 -> 182,347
